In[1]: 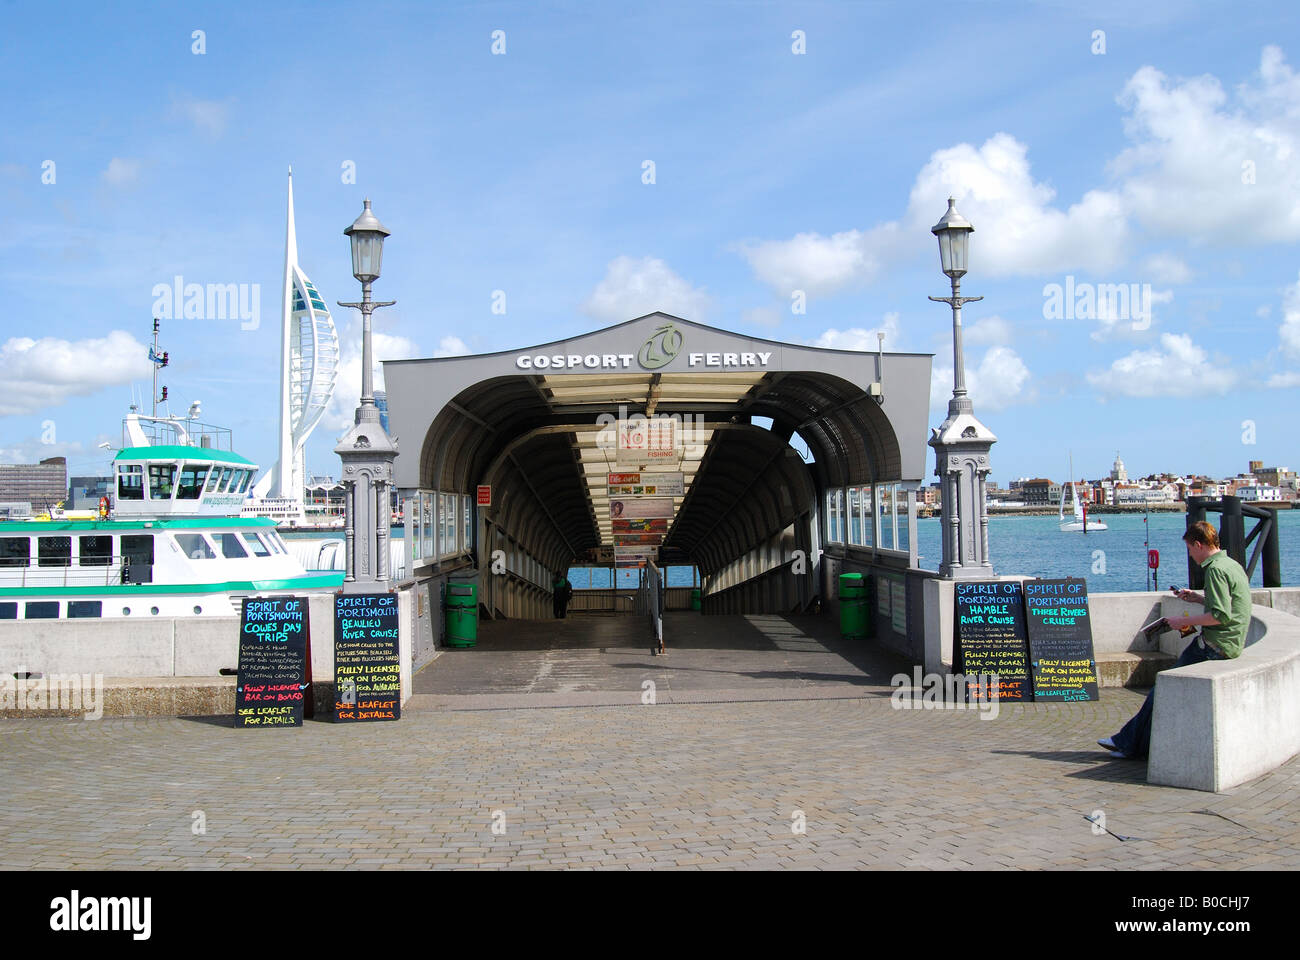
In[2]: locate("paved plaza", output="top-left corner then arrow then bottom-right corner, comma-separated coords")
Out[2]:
2,613 -> 1298,870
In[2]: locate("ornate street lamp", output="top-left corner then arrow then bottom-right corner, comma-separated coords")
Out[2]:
335,199 -> 399,590
927,197 -> 996,578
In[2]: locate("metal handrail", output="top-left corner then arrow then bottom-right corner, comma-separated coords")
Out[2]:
2,554 -> 141,588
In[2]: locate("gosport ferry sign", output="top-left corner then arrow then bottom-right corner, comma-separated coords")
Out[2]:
514,322 -> 774,371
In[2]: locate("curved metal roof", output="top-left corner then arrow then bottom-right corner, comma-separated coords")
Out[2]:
383,314 -> 932,573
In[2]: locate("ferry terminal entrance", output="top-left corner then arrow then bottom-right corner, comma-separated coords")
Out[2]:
382,313 -> 936,695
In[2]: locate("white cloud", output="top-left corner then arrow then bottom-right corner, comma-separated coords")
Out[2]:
581,256 -> 711,323
324,321 -> 417,431
1267,371 -> 1300,388
742,132 -> 1128,295
1280,273 -> 1300,360
431,336 -> 469,357
931,345 -> 1031,413
101,158 -> 140,187
1143,253 -> 1192,284
0,330 -> 150,415
740,224 -> 898,298
1114,47 -> 1300,244
810,312 -> 901,351
1089,286 -> 1174,342
963,315 -> 1012,347
1085,333 -> 1235,397
171,95 -> 229,138
903,134 -> 1129,276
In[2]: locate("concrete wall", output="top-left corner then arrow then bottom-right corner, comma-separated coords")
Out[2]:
1,590 -> 416,713
920,585 -> 1300,673
1148,602 -> 1300,792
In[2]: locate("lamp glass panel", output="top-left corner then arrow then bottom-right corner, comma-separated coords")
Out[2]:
350,232 -> 385,280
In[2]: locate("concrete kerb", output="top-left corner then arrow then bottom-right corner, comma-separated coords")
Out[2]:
1148,600 -> 1300,792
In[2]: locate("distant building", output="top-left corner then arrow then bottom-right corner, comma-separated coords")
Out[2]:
1251,464 -> 1294,488
0,457 -> 67,512
1110,452 -> 1128,482
68,475 -> 113,510
1238,485 -> 1282,502
1022,478 -> 1062,505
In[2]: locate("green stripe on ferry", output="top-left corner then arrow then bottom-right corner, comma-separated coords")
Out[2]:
114,446 -> 255,465
0,573 -> 346,598
0,517 -> 281,532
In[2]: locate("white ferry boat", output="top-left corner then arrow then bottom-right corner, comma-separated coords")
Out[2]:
0,412 -> 344,621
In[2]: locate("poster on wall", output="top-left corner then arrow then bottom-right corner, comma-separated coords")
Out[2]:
612,517 -> 668,534
614,418 -> 678,464
610,498 -> 674,520
890,578 -> 907,634
608,472 -> 686,497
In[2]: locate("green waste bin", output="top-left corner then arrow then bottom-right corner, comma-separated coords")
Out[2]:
445,582 -> 478,648
691,588 -> 702,611
838,572 -> 867,640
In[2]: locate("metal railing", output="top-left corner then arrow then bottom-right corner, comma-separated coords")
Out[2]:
0,554 -> 147,587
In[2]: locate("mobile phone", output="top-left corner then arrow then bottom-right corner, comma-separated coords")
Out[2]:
1169,585 -> 1181,593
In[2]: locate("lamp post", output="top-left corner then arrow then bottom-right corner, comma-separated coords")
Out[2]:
334,199 -> 399,591
927,197 -> 996,579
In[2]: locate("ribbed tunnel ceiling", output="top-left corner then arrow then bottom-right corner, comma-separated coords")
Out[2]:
416,369 -> 902,572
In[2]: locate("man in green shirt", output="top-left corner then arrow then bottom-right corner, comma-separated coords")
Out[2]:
1100,520 -> 1250,760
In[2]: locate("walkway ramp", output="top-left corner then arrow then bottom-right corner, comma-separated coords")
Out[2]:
408,612 -> 912,710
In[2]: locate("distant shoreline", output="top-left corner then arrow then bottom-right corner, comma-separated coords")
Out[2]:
967,503 -> 1294,517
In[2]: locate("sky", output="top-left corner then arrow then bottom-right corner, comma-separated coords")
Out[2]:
1,0 -> 1298,488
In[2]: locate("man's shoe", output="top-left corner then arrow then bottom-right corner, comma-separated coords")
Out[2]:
1097,736 -> 1117,749
1106,749 -> 1131,760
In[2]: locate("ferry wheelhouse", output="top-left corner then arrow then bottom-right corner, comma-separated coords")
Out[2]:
0,413 -> 344,620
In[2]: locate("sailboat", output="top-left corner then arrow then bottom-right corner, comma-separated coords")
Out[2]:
1060,454 -> 1107,532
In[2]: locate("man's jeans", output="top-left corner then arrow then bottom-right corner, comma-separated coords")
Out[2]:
1111,635 -> 1227,760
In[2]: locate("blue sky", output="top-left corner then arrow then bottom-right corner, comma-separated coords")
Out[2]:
1,0 -> 1298,487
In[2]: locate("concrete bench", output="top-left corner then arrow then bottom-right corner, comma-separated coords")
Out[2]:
1148,599 -> 1300,792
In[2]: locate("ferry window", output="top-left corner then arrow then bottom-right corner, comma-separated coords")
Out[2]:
216,467 -> 234,492
175,533 -> 215,559
118,464 -> 144,500
242,533 -> 272,557
78,535 -> 112,567
217,533 -> 247,558
25,601 -> 59,619
0,602 -> 15,619
68,601 -> 102,619
178,465 -> 208,499
0,537 -> 30,567
205,468 -> 222,492
238,470 -> 253,493
122,535 -> 154,584
267,532 -> 285,554
38,536 -> 72,567
148,464 -> 177,500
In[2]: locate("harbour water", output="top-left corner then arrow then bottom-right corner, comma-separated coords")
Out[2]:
288,514 -> 1300,591
622,510 -> 1300,590
915,510 -> 1300,589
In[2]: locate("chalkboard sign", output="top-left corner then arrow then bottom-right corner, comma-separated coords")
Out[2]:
954,580 -> 1033,702
334,593 -> 401,722
236,596 -> 309,728
1024,578 -> 1099,702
